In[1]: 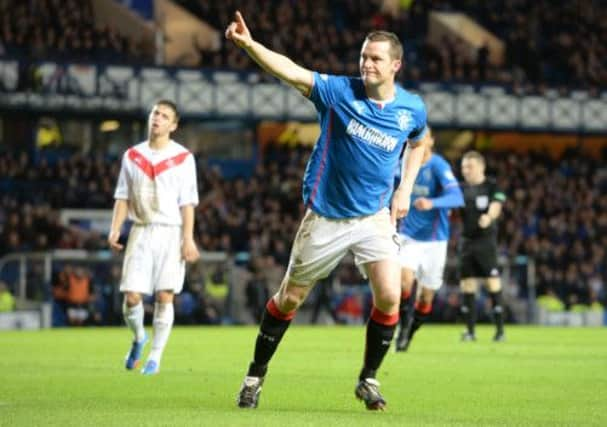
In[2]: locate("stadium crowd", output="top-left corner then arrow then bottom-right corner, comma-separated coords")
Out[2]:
0,0 -> 150,63
183,0 -> 606,89
1,0 -> 604,89
1,142 -> 606,321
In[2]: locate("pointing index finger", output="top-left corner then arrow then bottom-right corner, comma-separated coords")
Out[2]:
235,10 -> 245,25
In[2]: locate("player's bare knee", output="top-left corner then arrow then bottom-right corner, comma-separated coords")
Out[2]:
373,288 -> 400,313
124,292 -> 142,307
280,294 -> 302,312
400,268 -> 415,291
276,281 -> 310,312
418,287 -> 435,305
156,290 -> 174,304
486,277 -> 502,293
460,278 -> 478,294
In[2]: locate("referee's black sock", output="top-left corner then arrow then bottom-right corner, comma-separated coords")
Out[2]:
359,307 -> 398,381
489,291 -> 504,334
247,299 -> 294,378
461,293 -> 476,335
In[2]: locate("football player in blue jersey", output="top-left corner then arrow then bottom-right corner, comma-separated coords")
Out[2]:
226,11 -> 431,410
393,129 -> 464,352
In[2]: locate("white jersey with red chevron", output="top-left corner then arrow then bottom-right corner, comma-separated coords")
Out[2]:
114,140 -> 199,225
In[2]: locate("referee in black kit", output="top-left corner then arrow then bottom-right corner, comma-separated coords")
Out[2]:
458,150 -> 507,342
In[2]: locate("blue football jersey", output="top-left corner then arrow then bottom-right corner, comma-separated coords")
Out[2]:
303,72 -> 427,219
398,153 -> 463,241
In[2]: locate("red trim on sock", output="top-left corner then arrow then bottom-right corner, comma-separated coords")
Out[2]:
401,289 -> 411,300
266,298 -> 296,321
370,306 -> 399,326
414,301 -> 433,315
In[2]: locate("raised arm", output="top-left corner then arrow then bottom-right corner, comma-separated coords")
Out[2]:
225,11 -> 314,95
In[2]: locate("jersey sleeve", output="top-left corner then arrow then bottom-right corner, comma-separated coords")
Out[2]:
436,158 -> 460,190
407,95 -> 428,144
491,180 -> 507,204
178,153 -> 199,207
431,158 -> 464,209
113,151 -> 130,200
308,72 -> 350,111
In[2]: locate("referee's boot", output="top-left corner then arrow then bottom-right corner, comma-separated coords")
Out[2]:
461,331 -> 477,342
493,330 -> 506,342
237,376 -> 264,408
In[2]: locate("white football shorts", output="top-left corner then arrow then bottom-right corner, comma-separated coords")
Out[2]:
119,223 -> 185,295
398,235 -> 448,290
286,208 -> 400,285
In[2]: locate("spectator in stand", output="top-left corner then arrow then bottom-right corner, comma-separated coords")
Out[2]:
52,265 -> 92,326
179,0 -> 607,87
0,281 -> 16,312
245,257 -> 270,324
0,0 -> 150,63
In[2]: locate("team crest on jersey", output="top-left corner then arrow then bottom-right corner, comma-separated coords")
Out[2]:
396,110 -> 412,131
423,169 -> 432,181
352,100 -> 366,115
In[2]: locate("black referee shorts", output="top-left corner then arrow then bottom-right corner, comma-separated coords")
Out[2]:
459,237 -> 499,279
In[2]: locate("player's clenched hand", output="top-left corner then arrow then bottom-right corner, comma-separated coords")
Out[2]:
413,197 -> 433,211
478,213 -> 492,228
107,230 -> 123,251
390,187 -> 411,226
181,238 -> 200,263
225,11 -> 252,49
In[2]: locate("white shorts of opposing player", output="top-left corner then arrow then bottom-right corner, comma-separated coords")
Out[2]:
286,208 -> 400,285
120,223 -> 185,295
398,235 -> 448,290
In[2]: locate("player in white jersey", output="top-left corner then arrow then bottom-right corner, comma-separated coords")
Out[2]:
394,130 -> 464,351
226,11 -> 431,410
108,99 -> 200,375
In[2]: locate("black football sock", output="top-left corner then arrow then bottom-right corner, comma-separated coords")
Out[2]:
489,291 -> 504,334
398,290 -> 412,331
359,307 -> 398,381
461,293 -> 476,335
409,301 -> 432,339
247,299 -> 294,378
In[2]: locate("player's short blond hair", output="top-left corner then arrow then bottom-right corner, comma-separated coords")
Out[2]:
462,150 -> 486,167
364,31 -> 403,61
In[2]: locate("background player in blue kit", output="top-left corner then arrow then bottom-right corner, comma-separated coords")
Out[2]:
225,11 -> 431,410
393,129 -> 464,352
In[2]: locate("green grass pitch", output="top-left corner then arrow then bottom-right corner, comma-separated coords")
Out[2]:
1,325 -> 606,426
